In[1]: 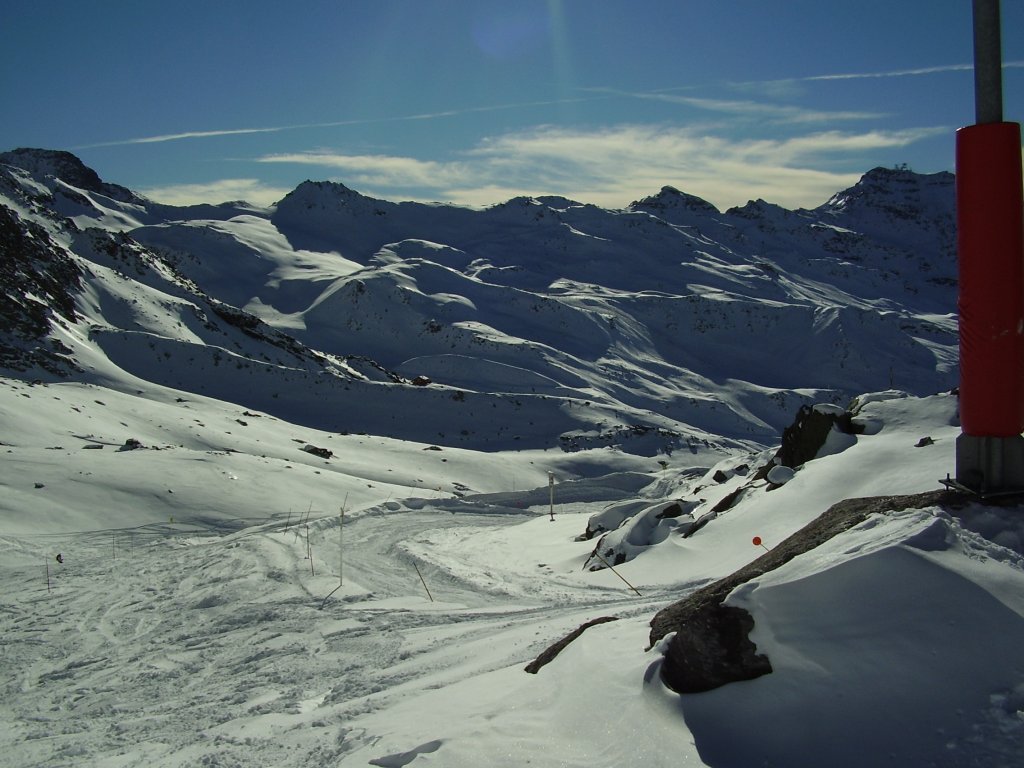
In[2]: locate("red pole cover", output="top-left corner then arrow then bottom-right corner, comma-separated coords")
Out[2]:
957,121 -> 1024,436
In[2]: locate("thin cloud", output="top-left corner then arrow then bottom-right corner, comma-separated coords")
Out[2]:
497,123 -> 943,208
585,87 -> 883,124
643,94 -> 883,123
135,120 -> 944,208
269,124 -> 943,210
138,178 -> 292,207
256,151 -> 473,188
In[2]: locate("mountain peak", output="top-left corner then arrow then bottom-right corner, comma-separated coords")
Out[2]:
275,179 -> 382,212
629,186 -> 720,220
819,166 -> 955,215
0,147 -> 144,205
725,198 -> 791,220
0,148 -> 105,191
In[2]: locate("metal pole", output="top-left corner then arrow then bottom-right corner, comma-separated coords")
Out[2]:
953,0 -> 1024,495
973,0 -> 1003,124
306,523 -> 314,576
548,472 -> 555,521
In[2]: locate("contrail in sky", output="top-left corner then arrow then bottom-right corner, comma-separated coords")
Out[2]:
76,61 -> 1023,150
75,98 -> 599,149
801,61 -> 1023,81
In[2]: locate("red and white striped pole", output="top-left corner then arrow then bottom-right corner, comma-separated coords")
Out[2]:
955,0 -> 1024,493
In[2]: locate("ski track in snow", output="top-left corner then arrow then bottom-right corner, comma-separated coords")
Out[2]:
1,498 -> 673,768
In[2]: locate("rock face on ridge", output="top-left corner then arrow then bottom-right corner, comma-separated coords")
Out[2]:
0,204 -> 81,372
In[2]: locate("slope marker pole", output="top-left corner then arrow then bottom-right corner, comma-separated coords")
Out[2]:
339,494 -> 348,587
548,471 -> 555,521
591,551 -> 642,596
413,562 -> 434,602
306,523 -> 314,576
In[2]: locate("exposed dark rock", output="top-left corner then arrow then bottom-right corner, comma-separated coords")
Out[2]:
0,203 -> 82,373
343,355 -> 403,383
656,502 -> 684,519
712,469 -> 729,483
650,489 -> 966,694
658,603 -> 772,693
0,148 -> 143,204
709,487 -> 745,515
301,444 -> 333,459
1,149 -> 106,191
524,616 -> 620,674
209,300 -> 332,368
211,302 -> 262,332
771,404 -> 862,471
681,510 -> 718,539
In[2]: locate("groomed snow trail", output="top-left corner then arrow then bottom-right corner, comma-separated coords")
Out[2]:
1,494 -> 670,767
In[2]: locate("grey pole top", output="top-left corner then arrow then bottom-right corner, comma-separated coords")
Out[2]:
973,0 -> 1004,124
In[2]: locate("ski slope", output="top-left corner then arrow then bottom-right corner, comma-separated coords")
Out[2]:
2,378 -> 1023,767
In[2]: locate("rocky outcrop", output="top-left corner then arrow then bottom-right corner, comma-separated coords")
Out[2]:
657,603 -> 772,693
649,489 -> 965,694
524,491 -> 971,688
0,204 -> 81,373
524,616 -> 620,674
774,404 -> 861,469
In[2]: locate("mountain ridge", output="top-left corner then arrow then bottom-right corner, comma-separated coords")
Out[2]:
0,147 -> 958,457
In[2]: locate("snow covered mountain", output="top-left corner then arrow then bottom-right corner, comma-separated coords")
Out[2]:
6,148 -> 1021,768
0,148 -> 957,456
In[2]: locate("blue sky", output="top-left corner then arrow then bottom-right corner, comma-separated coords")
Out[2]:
3,0 -> 1022,209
